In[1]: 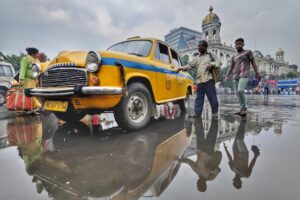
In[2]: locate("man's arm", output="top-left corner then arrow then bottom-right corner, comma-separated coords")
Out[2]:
223,143 -> 233,162
206,53 -> 221,71
178,58 -> 197,72
225,57 -> 234,81
251,59 -> 260,79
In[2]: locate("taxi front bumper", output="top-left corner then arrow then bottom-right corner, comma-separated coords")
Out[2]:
25,86 -> 124,97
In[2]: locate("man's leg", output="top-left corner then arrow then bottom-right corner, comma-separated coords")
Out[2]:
195,83 -> 206,117
237,78 -> 250,115
234,80 -> 242,113
205,80 -> 219,115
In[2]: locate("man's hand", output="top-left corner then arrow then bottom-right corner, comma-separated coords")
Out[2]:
225,75 -> 230,81
255,73 -> 260,80
251,145 -> 260,156
206,64 -> 214,71
176,68 -> 182,73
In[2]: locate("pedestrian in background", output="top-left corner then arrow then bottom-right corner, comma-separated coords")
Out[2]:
225,38 -> 260,116
178,40 -> 221,118
37,52 -> 47,62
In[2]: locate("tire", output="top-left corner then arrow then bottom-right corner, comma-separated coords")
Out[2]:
53,103 -> 86,122
179,92 -> 190,112
0,90 -> 6,106
114,82 -> 153,131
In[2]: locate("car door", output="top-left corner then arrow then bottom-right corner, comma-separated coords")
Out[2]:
154,42 -> 178,101
170,48 -> 186,98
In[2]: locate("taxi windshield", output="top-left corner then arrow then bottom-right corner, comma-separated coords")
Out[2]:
108,40 -> 152,57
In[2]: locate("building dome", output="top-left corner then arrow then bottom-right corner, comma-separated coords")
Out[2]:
253,50 -> 264,58
276,48 -> 284,54
202,6 -> 221,26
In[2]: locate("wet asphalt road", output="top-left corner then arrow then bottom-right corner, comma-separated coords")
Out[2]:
0,95 -> 300,200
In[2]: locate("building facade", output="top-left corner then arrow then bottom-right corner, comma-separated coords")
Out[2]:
165,27 -> 202,52
165,6 -> 298,75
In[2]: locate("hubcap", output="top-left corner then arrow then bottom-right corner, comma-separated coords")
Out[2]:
127,92 -> 148,123
0,94 -> 5,105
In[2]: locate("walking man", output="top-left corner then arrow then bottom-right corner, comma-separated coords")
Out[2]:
178,40 -> 221,118
225,38 -> 260,116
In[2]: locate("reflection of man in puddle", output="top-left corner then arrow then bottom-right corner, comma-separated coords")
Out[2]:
224,119 -> 260,189
181,118 -> 221,192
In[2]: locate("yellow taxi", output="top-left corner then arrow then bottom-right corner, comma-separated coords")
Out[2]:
26,37 -> 194,131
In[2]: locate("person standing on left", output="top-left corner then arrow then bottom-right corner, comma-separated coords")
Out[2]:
19,47 -> 41,112
19,47 -> 39,88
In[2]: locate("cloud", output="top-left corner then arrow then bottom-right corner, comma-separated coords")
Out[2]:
0,0 -> 299,65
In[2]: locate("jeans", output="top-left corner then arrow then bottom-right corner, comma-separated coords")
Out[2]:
195,79 -> 219,115
234,78 -> 249,109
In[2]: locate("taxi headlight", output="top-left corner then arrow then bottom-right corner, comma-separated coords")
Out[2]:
32,63 -> 41,78
85,51 -> 101,72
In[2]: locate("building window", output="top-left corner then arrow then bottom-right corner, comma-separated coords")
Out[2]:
182,55 -> 189,65
213,30 -> 216,38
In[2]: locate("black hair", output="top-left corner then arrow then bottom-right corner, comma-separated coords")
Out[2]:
235,38 -> 244,43
26,47 -> 39,55
198,40 -> 208,48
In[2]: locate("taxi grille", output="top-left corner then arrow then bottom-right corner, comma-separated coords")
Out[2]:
40,67 -> 87,87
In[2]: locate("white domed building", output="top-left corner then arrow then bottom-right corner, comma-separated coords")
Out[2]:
178,6 -> 236,68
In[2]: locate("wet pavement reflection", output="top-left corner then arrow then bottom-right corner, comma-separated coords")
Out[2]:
0,95 -> 300,200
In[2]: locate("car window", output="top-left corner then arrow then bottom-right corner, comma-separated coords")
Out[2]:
3,65 -> 13,76
170,49 -> 181,68
157,43 -> 170,64
0,66 -> 5,76
108,40 -> 152,57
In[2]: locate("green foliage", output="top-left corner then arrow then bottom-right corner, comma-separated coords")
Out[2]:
287,72 -> 300,79
0,51 -> 25,71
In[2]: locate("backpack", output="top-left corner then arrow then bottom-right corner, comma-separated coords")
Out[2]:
208,53 -> 223,83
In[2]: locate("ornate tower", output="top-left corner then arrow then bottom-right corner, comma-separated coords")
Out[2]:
276,48 -> 284,62
202,6 -> 221,44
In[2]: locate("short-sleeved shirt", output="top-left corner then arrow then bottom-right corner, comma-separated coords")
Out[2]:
231,50 -> 254,80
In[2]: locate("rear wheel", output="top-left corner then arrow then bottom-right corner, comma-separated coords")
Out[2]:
114,82 -> 153,131
0,90 -> 6,106
53,104 -> 86,122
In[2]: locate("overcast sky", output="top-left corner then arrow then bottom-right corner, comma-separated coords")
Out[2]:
0,0 -> 299,65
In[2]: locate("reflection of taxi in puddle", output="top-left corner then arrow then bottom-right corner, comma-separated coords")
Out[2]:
11,114 -> 192,199
25,37 -> 193,131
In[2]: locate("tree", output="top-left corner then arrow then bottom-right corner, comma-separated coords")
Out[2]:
287,72 -> 300,79
0,51 -> 25,71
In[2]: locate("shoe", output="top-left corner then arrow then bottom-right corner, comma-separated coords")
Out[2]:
212,113 -> 219,119
237,110 -> 247,117
190,113 -> 202,119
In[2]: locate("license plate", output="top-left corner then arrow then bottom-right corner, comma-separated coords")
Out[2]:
44,100 -> 68,112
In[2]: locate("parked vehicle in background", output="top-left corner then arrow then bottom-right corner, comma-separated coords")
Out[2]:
0,61 -> 16,105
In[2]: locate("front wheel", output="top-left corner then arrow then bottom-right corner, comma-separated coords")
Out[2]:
114,83 -> 153,131
0,90 -> 6,106
53,104 -> 86,122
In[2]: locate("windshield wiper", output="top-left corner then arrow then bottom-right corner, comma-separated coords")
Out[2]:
128,52 -> 144,57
